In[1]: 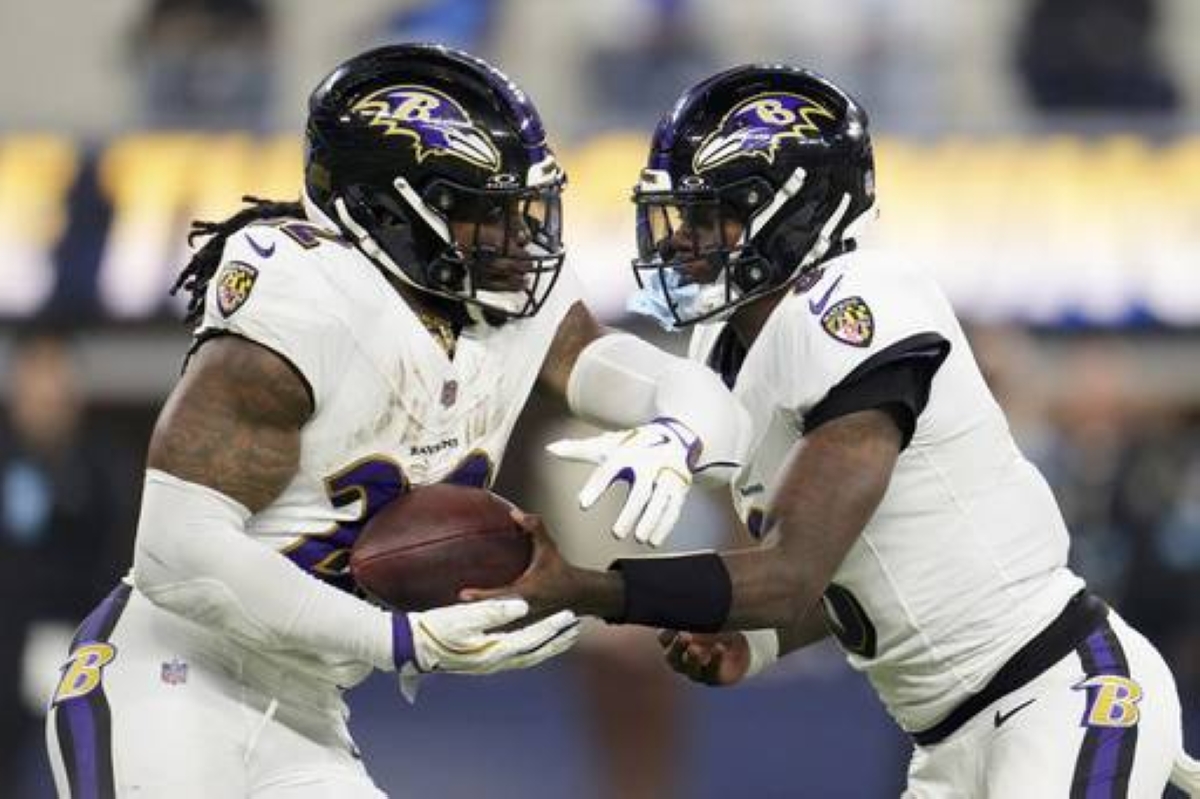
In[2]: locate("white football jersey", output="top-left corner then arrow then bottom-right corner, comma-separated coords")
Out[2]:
191,219 -> 579,685
690,248 -> 1083,732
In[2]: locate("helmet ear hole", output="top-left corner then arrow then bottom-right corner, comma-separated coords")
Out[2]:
427,186 -> 456,213
428,256 -> 467,290
724,178 -> 774,216
729,256 -> 774,293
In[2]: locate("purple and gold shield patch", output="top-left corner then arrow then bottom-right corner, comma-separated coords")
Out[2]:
820,296 -> 874,347
216,261 -> 259,318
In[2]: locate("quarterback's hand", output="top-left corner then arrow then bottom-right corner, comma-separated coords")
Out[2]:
549,417 -> 701,547
459,510 -> 583,620
394,598 -> 578,679
659,630 -> 751,687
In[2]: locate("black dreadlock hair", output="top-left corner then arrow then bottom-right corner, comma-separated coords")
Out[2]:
172,196 -> 305,323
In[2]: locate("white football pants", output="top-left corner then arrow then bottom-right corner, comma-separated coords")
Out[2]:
45,583 -> 386,798
904,610 -> 1184,798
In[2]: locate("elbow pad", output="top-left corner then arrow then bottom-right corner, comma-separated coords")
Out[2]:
566,333 -> 752,484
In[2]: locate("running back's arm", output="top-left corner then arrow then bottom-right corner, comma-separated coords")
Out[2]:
134,335 -> 396,670
148,335 -> 309,508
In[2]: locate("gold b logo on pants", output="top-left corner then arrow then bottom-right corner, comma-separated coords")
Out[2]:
51,643 -> 116,705
1075,674 -> 1143,728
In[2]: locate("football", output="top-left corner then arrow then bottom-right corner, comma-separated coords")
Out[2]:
349,483 -> 532,611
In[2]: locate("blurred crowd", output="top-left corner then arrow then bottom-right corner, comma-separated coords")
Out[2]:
3,0 -> 1197,138
2,0 -> 1198,796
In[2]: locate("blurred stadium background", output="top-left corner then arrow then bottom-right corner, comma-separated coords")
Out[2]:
2,0 -> 1199,796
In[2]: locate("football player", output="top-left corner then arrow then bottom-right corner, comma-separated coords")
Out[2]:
44,44 -> 750,797
465,64 -> 1200,797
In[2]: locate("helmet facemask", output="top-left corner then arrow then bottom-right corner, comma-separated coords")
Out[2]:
631,175 -> 771,328
410,171 -> 566,319
630,167 -> 836,329
627,64 -> 876,330
303,44 -> 569,322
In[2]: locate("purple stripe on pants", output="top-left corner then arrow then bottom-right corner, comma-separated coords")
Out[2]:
1073,624 -> 1136,799
1084,727 -> 1127,799
56,583 -> 127,798
63,698 -> 101,799
1084,628 -> 1119,675
74,585 -> 129,645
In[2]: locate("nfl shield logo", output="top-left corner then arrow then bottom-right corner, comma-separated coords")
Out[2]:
161,657 -> 188,686
440,380 -> 458,408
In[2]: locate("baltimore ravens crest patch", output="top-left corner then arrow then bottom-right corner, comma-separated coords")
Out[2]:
820,296 -> 874,347
216,261 -> 258,317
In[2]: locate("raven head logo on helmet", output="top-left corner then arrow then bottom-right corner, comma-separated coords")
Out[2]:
692,92 -> 837,173
629,65 -> 875,329
350,84 -> 502,171
304,43 -> 565,322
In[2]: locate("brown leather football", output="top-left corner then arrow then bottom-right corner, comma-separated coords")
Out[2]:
349,484 -> 532,611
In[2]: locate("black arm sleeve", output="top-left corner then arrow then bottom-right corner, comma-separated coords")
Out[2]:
802,332 -> 951,450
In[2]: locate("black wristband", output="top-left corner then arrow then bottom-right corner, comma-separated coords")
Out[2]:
607,553 -> 732,633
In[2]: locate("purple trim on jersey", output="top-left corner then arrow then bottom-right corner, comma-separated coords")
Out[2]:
392,613 -> 417,670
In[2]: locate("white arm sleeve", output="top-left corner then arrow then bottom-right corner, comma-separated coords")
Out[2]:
132,469 -> 394,672
565,332 -> 752,483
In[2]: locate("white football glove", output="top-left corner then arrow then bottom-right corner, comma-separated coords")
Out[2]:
394,598 -> 579,701
549,417 -> 700,547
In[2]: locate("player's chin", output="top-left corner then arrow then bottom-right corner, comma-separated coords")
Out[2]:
477,265 -> 531,292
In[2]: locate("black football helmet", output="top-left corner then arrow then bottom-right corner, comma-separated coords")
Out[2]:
304,43 -> 565,319
630,64 -> 875,327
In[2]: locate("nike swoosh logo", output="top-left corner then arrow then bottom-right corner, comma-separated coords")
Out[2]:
245,233 -> 275,258
808,274 -> 844,315
994,697 -> 1037,727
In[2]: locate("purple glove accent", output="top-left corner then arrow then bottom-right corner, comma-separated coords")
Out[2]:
392,613 -> 418,671
652,417 -> 704,471
608,466 -> 637,489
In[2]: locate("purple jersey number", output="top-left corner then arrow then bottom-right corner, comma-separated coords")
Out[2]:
283,451 -> 494,591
